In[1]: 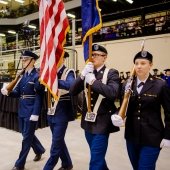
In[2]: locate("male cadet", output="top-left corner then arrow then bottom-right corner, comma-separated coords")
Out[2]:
153,68 -> 159,77
162,69 -> 170,88
125,71 -> 130,80
43,51 -> 75,170
1,50 -> 45,170
70,44 -> 120,170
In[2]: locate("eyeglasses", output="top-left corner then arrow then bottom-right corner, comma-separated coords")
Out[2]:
92,53 -> 106,58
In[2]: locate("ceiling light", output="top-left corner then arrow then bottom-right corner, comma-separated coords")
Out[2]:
28,25 -> 36,29
0,33 -> 6,37
112,0 -> 117,2
0,0 -> 8,5
8,30 -> 16,34
67,13 -> 75,19
15,0 -> 24,3
126,0 -> 133,4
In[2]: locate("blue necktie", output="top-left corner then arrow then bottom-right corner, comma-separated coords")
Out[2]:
137,82 -> 144,88
137,82 -> 144,94
93,70 -> 97,76
25,72 -> 28,78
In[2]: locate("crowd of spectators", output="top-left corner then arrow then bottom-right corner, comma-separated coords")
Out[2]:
0,5 -> 170,52
68,12 -> 170,46
1,12 -> 170,51
0,0 -> 71,18
119,69 -> 169,84
0,1 -> 38,18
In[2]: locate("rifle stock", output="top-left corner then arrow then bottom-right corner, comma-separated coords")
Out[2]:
6,69 -> 25,93
118,66 -> 136,119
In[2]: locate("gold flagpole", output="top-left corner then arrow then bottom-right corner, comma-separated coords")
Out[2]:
87,35 -> 93,113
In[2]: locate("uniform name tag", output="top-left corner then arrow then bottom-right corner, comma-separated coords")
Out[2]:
85,112 -> 97,122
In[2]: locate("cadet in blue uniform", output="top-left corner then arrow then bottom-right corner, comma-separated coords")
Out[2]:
1,50 -> 45,170
112,51 -> 170,170
70,44 -> 120,170
43,52 -> 75,170
162,69 -> 170,88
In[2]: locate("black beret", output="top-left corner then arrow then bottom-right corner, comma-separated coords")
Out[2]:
92,44 -> 107,54
133,51 -> 153,63
164,69 -> 170,72
21,50 -> 39,60
64,51 -> 69,58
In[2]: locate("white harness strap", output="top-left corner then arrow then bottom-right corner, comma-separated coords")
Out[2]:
84,68 -> 109,115
93,68 -> 109,113
59,68 -> 70,96
48,68 -> 75,115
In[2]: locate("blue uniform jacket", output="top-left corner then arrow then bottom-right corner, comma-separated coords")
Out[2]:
124,75 -> 170,147
48,65 -> 76,124
162,75 -> 170,88
70,66 -> 120,134
9,68 -> 44,118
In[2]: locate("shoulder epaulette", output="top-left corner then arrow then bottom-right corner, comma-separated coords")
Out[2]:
155,76 -> 164,81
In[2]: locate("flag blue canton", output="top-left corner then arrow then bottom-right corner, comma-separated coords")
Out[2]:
81,0 -> 102,62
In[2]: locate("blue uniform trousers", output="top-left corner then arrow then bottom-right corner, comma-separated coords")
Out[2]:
126,140 -> 161,170
85,131 -> 109,170
43,122 -> 72,170
15,117 -> 45,168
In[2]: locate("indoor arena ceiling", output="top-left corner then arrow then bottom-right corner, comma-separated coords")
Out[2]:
0,0 -> 169,17
69,0 -> 170,22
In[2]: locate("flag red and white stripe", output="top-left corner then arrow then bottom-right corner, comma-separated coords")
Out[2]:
39,0 -> 69,99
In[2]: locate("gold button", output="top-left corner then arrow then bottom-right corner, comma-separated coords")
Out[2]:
138,110 -> 140,113
138,97 -> 141,99
138,117 -> 140,120
91,104 -> 93,107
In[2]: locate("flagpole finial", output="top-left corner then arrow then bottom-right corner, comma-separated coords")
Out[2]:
141,39 -> 145,52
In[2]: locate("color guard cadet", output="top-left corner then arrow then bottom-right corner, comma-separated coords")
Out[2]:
1,50 -> 45,170
70,44 -> 120,170
112,51 -> 170,170
43,52 -> 75,170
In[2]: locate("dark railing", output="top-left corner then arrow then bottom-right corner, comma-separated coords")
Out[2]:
65,13 -> 170,46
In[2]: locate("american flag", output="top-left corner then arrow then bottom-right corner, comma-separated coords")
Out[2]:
39,0 -> 69,99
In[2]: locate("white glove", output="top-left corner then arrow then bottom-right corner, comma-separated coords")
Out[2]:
30,115 -> 39,121
85,73 -> 96,85
160,139 -> 170,148
81,62 -> 94,77
111,114 -> 124,127
1,87 -> 8,96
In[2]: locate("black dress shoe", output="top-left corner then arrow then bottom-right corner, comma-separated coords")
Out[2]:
58,165 -> 73,170
33,149 -> 45,161
11,166 -> 24,170
33,153 -> 42,161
